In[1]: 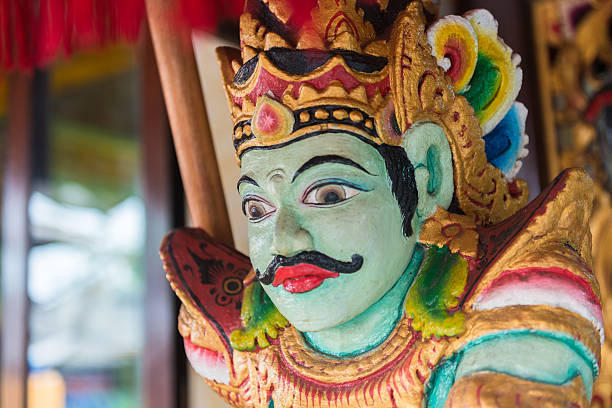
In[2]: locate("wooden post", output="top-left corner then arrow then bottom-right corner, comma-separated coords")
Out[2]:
144,0 -> 234,246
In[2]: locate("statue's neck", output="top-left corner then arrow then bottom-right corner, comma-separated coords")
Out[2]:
303,245 -> 424,358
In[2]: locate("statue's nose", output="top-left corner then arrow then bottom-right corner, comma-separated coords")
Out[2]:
270,206 -> 314,257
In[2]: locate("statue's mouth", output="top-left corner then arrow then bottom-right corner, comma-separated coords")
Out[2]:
272,264 -> 340,293
255,251 -> 363,292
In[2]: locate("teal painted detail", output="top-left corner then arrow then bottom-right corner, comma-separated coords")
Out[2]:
424,354 -> 461,408
424,330 -> 599,408
456,335 -> 594,399
461,53 -> 501,118
426,145 -> 441,196
402,122 -> 455,225
456,330 -> 599,379
303,245 -> 425,357
268,399 -> 274,408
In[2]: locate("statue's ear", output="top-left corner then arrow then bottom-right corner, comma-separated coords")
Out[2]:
402,122 -> 454,224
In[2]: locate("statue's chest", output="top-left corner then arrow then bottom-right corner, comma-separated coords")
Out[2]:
235,319 -> 449,408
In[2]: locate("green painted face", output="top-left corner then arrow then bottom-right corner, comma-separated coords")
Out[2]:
238,133 -> 418,332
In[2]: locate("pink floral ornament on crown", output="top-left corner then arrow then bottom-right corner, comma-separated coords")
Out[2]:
251,95 -> 296,143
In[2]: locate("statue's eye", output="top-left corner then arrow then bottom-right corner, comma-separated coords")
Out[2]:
303,183 -> 361,206
242,198 -> 275,222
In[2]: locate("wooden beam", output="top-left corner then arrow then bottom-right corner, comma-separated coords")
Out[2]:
1,73 -> 32,408
144,0 -> 234,246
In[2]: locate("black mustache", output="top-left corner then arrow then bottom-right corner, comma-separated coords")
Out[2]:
256,251 -> 364,285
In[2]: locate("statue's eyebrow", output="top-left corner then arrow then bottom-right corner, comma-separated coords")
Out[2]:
292,155 -> 374,183
237,175 -> 259,192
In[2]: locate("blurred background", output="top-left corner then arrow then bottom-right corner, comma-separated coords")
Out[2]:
0,0 -> 610,407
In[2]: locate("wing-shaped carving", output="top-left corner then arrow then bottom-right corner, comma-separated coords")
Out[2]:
160,227 -> 251,385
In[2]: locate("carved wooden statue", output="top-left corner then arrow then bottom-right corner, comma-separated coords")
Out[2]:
159,1 -> 603,406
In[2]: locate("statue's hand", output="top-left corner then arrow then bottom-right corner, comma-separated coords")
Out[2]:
427,331 -> 596,408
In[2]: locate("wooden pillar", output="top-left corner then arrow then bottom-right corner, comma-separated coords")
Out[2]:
144,0 -> 234,246
1,73 -> 32,408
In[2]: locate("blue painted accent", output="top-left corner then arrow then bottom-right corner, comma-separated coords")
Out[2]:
268,399 -> 274,408
424,329 -> 599,408
483,103 -> 524,175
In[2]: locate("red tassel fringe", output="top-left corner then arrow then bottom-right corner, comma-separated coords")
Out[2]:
0,0 -> 149,71
1,0 -> 371,71
0,0 -> 246,71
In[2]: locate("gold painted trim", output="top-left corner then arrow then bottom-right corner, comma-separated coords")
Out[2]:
278,317 -> 416,384
465,168 -> 597,308
237,122 -> 382,157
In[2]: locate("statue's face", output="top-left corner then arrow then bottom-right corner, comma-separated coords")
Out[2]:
238,133 -> 418,332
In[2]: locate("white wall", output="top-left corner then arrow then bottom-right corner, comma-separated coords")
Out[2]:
187,33 -> 248,408
193,33 -> 250,255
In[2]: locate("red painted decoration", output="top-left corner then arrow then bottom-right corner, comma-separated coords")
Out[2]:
444,38 -> 466,83
0,0 -> 244,70
256,103 -> 281,134
272,264 -> 339,293
160,228 -> 251,354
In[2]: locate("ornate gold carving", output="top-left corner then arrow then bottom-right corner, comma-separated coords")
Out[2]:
231,323 -> 447,407
278,317 -> 418,384
204,379 -> 242,408
220,305 -> 601,407
178,1 -> 602,406
388,2 -> 529,225
419,206 -> 479,257
239,13 -> 267,62
311,0 -> 375,51
178,305 -> 226,353
218,52 -> 388,123
466,168 -> 598,307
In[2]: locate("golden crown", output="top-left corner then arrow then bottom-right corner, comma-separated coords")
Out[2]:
216,0 -> 530,225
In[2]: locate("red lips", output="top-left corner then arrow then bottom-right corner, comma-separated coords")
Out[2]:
272,264 -> 339,293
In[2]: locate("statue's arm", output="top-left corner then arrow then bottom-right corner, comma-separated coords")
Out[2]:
426,329 -> 598,408
448,333 -> 594,407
